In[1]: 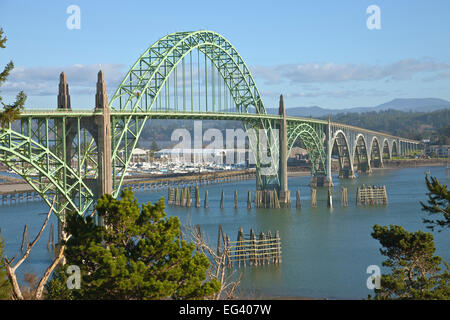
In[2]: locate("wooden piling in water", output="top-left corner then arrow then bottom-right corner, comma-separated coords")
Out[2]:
296,190 -> 301,209
250,229 -> 256,266
186,187 -> 192,207
247,190 -> 252,209
195,186 -> 200,208
175,187 -> 180,206
327,188 -> 333,208
217,225 -> 223,255
275,230 -> 281,264
220,190 -> 224,209
311,188 -> 317,208
341,187 -> 348,207
204,190 -> 209,208
234,190 -> 238,209
259,231 -> 267,265
237,227 -> 244,268
180,187 -> 186,207
21,224 -> 29,252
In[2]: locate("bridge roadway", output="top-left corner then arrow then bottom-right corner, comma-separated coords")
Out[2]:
19,109 -> 420,145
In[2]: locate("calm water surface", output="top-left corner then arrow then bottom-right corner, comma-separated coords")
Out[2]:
0,166 -> 449,299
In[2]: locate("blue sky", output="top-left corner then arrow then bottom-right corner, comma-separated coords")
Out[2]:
1,0 -> 450,110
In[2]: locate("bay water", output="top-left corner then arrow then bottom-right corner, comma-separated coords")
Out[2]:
0,166 -> 449,299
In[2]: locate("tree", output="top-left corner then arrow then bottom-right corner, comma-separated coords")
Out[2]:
183,224 -> 241,300
0,233 -> 11,299
0,28 -> 26,128
44,265 -> 74,300
420,175 -> 450,231
149,140 -> 160,157
3,198 -> 66,300
370,224 -> 449,300
48,188 -> 220,300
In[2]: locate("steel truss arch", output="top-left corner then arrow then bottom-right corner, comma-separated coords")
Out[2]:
0,127 -> 94,219
109,30 -> 277,195
286,122 -> 326,176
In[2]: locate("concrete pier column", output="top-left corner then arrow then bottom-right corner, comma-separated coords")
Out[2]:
95,70 -> 113,195
324,117 -> 334,187
94,71 -> 113,226
278,95 -> 290,205
56,72 -> 71,244
57,72 -> 71,110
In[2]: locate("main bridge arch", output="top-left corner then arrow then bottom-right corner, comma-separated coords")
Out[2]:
109,30 -> 278,195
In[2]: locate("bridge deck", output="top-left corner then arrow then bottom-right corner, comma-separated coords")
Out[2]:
18,109 -> 420,143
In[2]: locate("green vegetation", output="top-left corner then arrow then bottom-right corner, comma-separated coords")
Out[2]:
371,225 -> 449,299
46,188 -> 220,300
421,175 -> 450,231
326,109 -> 450,142
0,234 -> 11,299
0,28 -> 26,129
44,265 -> 74,300
149,140 -> 160,157
370,175 -> 450,300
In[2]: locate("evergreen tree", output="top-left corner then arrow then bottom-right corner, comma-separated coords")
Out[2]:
48,188 -> 220,300
151,140 -> 160,152
44,265 -> 73,300
0,233 -> 11,299
149,140 -> 160,157
0,28 -> 26,128
370,224 -> 449,300
421,175 -> 450,231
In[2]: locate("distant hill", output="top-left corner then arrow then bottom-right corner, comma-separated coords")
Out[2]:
266,98 -> 450,117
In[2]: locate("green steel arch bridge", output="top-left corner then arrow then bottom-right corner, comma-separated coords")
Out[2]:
0,30 -> 421,220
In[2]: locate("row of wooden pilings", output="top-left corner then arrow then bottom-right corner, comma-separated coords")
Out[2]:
168,185 -> 386,209
122,171 -> 255,193
0,191 -> 42,205
356,185 -> 388,206
195,224 -> 282,268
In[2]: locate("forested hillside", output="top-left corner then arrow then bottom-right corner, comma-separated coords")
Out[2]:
138,109 -> 450,146
324,109 -> 450,143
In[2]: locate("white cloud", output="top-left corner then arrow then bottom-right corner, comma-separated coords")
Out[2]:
250,58 -> 450,84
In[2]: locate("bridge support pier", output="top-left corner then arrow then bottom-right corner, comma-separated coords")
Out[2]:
339,168 -> 355,179
94,71 -> 113,225
95,71 -> 113,197
56,72 -> 71,244
278,95 -> 290,205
